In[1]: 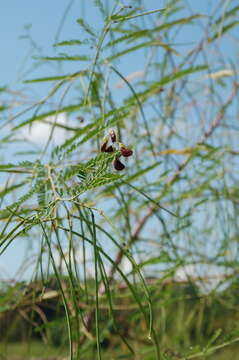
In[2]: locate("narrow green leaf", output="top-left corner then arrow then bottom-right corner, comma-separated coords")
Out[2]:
78,111 -> 129,145
54,104 -> 130,153
126,65 -> 208,102
53,40 -> 86,46
107,15 -> 203,48
107,40 -> 178,62
208,21 -> 239,42
138,252 -> 171,268
112,8 -> 165,23
76,18 -> 96,36
0,161 -> 37,172
13,103 -> 85,131
0,182 -> 26,199
24,71 -> 86,83
86,173 -> 123,189
214,4 -> 239,27
39,55 -> 89,61
103,162 -> 161,194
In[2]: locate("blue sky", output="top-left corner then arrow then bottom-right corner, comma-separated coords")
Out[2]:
0,0 -> 215,87
1,1 -> 82,85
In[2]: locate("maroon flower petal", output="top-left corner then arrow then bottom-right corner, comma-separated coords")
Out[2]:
120,146 -> 133,157
105,145 -> 114,153
113,158 -> 125,171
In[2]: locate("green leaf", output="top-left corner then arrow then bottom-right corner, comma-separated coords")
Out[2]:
138,252 -> 171,268
76,18 -> 96,36
0,186 -> 37,218
103,163 -> 161,194
84,173 -> 123,190
53,104 -> 130,154
13,103 -> 86,131
69,153 -> 122,194
208,21 -> 239,42
0,182 -> 26,199
107,40 -> 178,62
78,111 -> 129,146
154,13 -> 204,32
0,161 -> 38,173
39,55 -> 89,61
214,4 -> 239,27
107,15 -> 203,48
93,0 -> 106,17
53,39 -> 86,47
111,8 -> 165,23
24,71 -> 86,83
126,65 -> 208,102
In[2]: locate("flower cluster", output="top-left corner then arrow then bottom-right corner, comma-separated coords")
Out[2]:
100,130 -> 133,171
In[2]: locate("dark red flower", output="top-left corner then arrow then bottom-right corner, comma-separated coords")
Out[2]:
104,145 -> 114,153
120,146 -> 133,157
113,158 -> 125,171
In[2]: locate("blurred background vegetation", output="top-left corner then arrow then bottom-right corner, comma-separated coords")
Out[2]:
1,0 -> 239,359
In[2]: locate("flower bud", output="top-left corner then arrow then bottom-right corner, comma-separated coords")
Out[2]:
113,157 -> 125,171
110,129 -> 117,143
120,146 -> 133,157
100,136 -> 109,152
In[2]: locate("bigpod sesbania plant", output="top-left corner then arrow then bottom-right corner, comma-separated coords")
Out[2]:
1,1 -> 239,359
